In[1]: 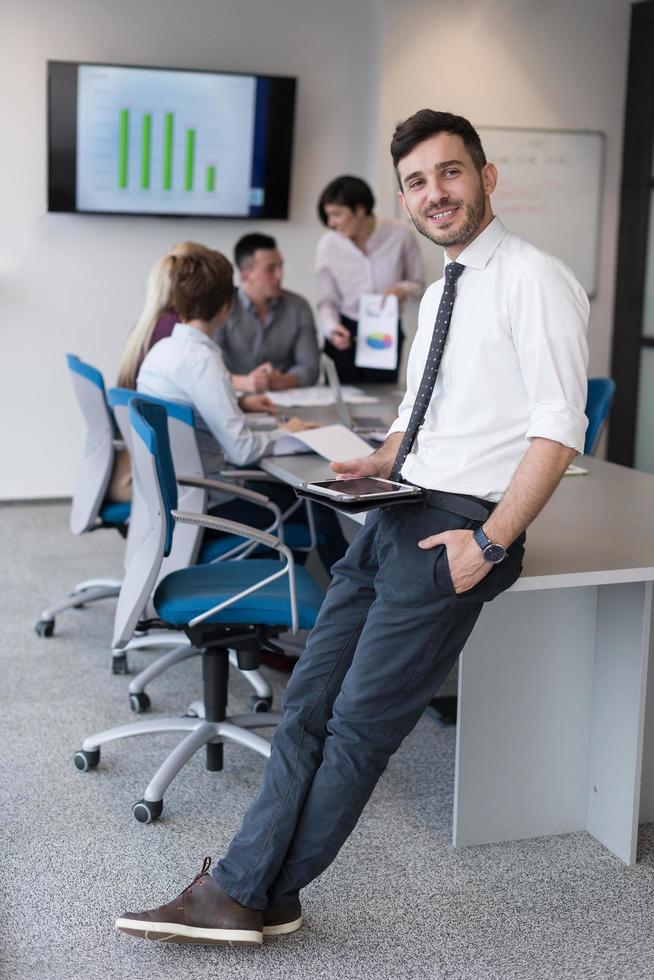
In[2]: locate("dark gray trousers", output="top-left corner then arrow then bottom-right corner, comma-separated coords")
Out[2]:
214,501 -> 525,909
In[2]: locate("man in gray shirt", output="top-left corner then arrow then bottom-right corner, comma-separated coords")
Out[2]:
214,233 -> 320,393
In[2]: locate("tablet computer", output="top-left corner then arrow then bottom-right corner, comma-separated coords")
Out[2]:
299,477 -> 424,503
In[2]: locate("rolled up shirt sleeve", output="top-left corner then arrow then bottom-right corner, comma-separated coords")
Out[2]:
510,255 -> 590,453
315,274 -> 343,339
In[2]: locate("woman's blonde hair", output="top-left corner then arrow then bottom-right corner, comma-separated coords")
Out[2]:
117,240 -> 213,389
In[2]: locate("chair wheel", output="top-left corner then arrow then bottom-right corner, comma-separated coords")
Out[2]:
35,619 -> 54,638
133,799 -> 163,823
129,692 -> 151,713
112,654 -> 128,675
74,748 -> 100,771
249,695 -> 272,713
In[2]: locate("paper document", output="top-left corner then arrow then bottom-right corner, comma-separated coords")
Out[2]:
268,424 -> 374,460
564,463 -> 588,476
355,294 -> 399,371
267,385 -> 378,408
267,387 -> 336,408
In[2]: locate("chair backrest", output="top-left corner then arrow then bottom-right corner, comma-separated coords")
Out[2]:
66,354 -> 116,535
108,388 -> 207,573
584,378 -> 616,456
112,398 -> 177,650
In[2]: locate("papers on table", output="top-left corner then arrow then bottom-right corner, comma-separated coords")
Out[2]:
354,293 -> 399,371
564,463 -> 588,476
266,385 -> 378,408
268,424 -> 374,460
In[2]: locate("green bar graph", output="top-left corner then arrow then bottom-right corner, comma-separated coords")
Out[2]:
140,114 -> 152,190
116,108 -> 217,194
163,113 -> 174,190
185,129 -> 195,191
119,109 -> 129,188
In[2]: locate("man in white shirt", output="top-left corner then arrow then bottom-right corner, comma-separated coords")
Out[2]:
117,111 -> 589,947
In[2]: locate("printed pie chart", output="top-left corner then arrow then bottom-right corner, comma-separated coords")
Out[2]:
366,333 -> 393,350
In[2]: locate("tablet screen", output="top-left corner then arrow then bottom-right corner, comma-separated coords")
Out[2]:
310,478 -> 413,496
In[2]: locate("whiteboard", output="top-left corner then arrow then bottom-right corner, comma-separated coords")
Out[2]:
478,127 -> 604,296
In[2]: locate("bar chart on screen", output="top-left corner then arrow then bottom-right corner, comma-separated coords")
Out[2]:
76,65 -> 257,215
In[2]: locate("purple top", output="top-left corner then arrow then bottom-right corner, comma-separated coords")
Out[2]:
150,310 -> 179,349
133,310 -> 180,380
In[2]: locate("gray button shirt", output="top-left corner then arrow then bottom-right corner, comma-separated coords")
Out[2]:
214,288 -> 320,386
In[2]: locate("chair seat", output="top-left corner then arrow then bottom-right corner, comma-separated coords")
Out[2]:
99,501 -> 131,526
154,560 -> 325,630
198,524 -> 324,563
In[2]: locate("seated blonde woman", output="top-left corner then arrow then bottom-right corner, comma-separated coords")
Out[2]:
108,241 -> 273,503
117,241 -> 213,391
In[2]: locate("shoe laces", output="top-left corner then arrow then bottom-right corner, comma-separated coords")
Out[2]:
181,856 -> 213,895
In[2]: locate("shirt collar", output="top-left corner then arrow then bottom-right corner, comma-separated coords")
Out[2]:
238,287 -> 280,313
172,322 -> 219,349
444,215 -> 507,272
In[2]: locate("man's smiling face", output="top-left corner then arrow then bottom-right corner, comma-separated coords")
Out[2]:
397,132 -> 496,257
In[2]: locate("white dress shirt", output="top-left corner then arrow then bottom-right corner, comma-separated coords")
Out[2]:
315,219 -> 424,338
388,217 -> 589,501
137,323 -> 276,503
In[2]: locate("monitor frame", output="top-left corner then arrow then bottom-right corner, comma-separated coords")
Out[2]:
47,60 -> 297,220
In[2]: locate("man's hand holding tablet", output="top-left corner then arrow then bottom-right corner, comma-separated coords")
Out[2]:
296,432 -> 422,508
329,430 -> 404,480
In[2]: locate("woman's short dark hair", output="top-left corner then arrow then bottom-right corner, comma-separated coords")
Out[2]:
317,175 -> 375,225
390,110 -> 487,181
171,250 -> 235,323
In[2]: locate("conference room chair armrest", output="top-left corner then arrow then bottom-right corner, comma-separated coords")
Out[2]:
172,509 -> 284,552
177,474 -> 281,513
172,509 -> 299,633
177,474 -> 287,548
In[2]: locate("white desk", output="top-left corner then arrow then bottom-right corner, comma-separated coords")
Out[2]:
262,445 -> 654,865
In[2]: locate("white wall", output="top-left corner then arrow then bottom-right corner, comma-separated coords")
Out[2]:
0,0 -> 380,498
0,0 -> 634,498
374,0 -> 632,381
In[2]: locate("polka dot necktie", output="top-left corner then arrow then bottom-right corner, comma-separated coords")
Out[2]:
390,261 -> 465,481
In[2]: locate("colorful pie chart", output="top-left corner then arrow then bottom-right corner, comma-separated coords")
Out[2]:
366,333 -> 393,350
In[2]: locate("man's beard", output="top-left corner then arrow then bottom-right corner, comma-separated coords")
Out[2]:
409,181 -> 486,248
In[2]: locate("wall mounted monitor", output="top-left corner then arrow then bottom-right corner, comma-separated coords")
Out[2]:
47,61 -> 297,219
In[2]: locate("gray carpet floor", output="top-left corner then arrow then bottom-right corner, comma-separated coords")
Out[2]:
3,502 -> 654,980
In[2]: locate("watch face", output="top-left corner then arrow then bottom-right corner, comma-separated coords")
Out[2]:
484,543 -> 506,564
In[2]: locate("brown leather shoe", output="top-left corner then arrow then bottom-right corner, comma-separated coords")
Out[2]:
263,898 -> 303,937
115,858 -> 263,946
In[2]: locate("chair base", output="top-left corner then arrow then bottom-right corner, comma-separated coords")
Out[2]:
76,711 -> 281,822
76,642 -> 281,821
36,578 -> 122,637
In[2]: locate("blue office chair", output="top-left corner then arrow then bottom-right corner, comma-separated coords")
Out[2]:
34,356 -> 130,637
74,398 -> 325,823
584,378 -> 616,456
107,387 -> 283,711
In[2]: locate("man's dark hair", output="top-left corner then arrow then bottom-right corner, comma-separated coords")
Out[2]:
317,176 -> 375,226
171,250 -> 235,323
234,233 -> 277,269
391,110 -> 487,184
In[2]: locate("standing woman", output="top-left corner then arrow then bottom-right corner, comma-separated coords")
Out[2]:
316,175 -> 424,384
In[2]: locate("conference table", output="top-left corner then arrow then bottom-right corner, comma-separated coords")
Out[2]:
260,387 -> 654,865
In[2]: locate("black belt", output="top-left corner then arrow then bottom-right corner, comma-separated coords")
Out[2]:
419,488 -> 495,522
